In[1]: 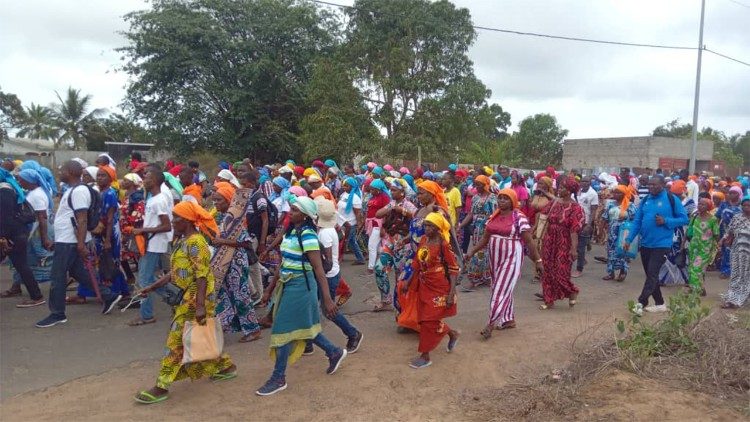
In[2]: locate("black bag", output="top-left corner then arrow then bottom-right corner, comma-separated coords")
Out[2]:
16,200 -> 36,225
162,282 -> 185,306
246,190 -> 278,239
68,185 -> 102,232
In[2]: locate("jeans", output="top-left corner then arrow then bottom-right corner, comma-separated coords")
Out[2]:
461,221 -> 472,254
271,333 -> 339,380
638,247 -> 670,306
367,227 -> 381,270
576,233 -> 591,271
323,273 -> 358,338
138,252 -> 166,320
49,243 -> 116,318
7,234 -> 43,300
347,228 -> 365,263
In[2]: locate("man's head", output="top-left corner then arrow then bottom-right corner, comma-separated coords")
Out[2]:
498,166 -> 510,180
59,160 -> 83,185
580,176 -> 591,192
679,168 -> 689,180
240,169 -> 258,189
143,164 -> 164,191
441,172 -> 454,189
188,161 -> 200,174
179,167 -> 194,187
649,174 -> 666,196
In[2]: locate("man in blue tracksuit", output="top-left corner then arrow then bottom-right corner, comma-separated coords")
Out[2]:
624,175 -> 689,315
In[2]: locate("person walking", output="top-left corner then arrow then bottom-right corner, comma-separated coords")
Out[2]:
624,175 -> 689,316
686,198 -> 720,296
35,161 -> 123,328
602,185 -> 636,281
720,196 -> 750,309
572,176 -> 598,278
459,175 -> 497,290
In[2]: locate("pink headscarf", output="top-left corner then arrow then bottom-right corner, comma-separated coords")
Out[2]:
289,186 -> 308,197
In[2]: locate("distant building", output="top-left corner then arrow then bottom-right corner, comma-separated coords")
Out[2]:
563,136 -> 717,175
0,137 -> 54,159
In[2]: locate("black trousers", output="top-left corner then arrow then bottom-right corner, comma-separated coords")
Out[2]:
6,234 -> 43,300
638,247 -> 670,306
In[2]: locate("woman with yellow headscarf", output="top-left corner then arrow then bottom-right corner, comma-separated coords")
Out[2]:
401,212 -> 459,369
133,200 -> 235,405
602,185 -> 637,282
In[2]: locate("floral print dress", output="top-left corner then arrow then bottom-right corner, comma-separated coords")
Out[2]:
466,193 -> 498,285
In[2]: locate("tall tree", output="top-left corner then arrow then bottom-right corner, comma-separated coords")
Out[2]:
0,87 -> 24,144
345,0 -> 478,150
99,113 -> 151,144
17,103 -> 58,140
508,114 -> 568,168
51,87 -> 106,150
652,119 -> 743,169
119,0 -> 337,161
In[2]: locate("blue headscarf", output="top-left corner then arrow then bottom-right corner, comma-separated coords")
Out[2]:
20,160 -> 57,196
218,161 -> 230,170
423,171 -> 434,180
0,167 -> 25,204
343,177 -> 362,213
370,178 -> 391,198
324,159 -> 337,169
18,169 -> 53,209
271,176 -> 290,202
403,174 -> 417,192
448,163 -> 457,172
372,166 -> 384,177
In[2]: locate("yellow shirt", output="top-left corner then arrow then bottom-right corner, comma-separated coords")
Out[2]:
444,187 -> 462,227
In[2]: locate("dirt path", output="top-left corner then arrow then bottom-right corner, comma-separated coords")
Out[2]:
0,246 -> 739,421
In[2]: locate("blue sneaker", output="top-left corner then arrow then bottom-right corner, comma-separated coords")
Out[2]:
256,378 -> 287,396
36,314 -> 68,328
326,349 -> 347,375
409,357 -> 432,369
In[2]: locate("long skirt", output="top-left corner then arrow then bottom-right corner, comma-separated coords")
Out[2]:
488,235 -> 523,327
216,258 -> 260,337
269,271 -> 322,365
416,273 -> 457,353
722,248 -> 750,306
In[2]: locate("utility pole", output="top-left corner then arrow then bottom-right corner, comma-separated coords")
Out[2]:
689,0 -> 706,174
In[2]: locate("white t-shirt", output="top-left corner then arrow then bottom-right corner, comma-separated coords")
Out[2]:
318,227 -> 340,278
336,192 -> 362,226
144,192 -> 173,253
53,185 -> 92,244
272,196 -> 291,215
26,187 -> 49,216
576,188 -> 599,225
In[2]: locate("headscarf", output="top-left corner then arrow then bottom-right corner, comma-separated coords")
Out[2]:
414,167 -> 424,179
311,187 -> 336,203
98,153 -> 116,169
474,175 -> 491,191
383,164 -> 394,172
173,200 -> 218,238
303,167 -> 317,178
272,176 -> 291,201
124,173 -> 143,187
562,177 -> 580,194
424,212 -> 451,243
18,169 -> 53,209
448,163 -> 458,172
218,161 -> 230,170
729,186 -> 743,199
699,197 -> 714,212
98,165 -> 117,184
215,183 -> 236,203
712,191 -> 725,202
482,166 -> 493,176
389,170 -> 401,178
134,162 -> 148,174
168,164 -> 183,177
399,167 -> 410,175
72,157 -> 88,168
497,188 -> 519,209
217,169 -> 240,188
213,181 -> 234,192
417,180 -> 449,211
163,172 -> 184,196
343,177 -> 362,213
372,166 -> 384,177
423,170 -> 434,180
367,162 -> 376,170
307,173 -> 322,183
538,176 -> 553,190
614,185 -> 631,214
455,169 -> 468,180
85,166 -> 99,181
290,195 -> 318,220
289,186 -> 308,197
324,159 -> 337,169
545,166 -> 558,180
670,180 -> 687,195
20,160 -> 57,196
403,174 -> 417,192
370,178 -> 392,198
0,167 -> 25,204
293,166 -> 305,177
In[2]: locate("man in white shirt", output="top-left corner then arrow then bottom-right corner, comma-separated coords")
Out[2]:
680,169 -> 700,206
128,166 -> 174,326
315,197 -> 363,354
36,161 -> 123,328
573,176 -> 599,278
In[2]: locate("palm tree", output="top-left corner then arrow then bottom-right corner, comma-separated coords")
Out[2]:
17,103 -> 58,140
51,87 -> 106,150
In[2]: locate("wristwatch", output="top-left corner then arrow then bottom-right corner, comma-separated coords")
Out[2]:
535,259 -> 543,263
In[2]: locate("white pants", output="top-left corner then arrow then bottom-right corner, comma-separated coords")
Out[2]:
367,227 -> 381,270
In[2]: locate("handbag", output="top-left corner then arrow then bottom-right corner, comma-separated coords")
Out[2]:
615,220 -> 639,260
162,282 -> 185,306
181,317 -> 224,364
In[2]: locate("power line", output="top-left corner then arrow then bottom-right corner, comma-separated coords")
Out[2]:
705,48 -> 750,67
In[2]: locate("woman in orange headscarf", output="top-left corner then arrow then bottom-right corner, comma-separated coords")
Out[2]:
458,174 -> 498,290
602,185 -> 637,282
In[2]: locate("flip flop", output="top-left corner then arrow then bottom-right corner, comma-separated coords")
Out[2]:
447,333 -> 459,352
128,317 -> 156,326
65,296 -> 87,305
372,303 -> 393,312
239,333 -> 261,343
211,371 -> 238,382
134,390 -> 169,404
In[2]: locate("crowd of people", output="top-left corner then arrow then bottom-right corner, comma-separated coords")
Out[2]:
1,154 -> 749,401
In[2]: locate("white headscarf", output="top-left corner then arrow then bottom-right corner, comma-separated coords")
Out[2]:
124,173 -> 143,187
217,169 -> 241,188
72,157 -> 88,168
85,166 -> 99,180
98,153 -> 116,169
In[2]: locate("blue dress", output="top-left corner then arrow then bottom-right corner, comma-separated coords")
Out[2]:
718,201 -> 741,276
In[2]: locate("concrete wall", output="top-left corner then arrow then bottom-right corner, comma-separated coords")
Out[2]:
563,136 -> 714,171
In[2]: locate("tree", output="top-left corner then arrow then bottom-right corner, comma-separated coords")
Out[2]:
51,87 -> 106,150
17,103 -> 58,140
508,114 -> 568,168
732,131 -> 750,167
298,59 -> 381,162
652,119 -> 743,169
119,0 -> 338,161
345,0 -> 478,152
0,87 -> 24,144
99,113 -> 151,144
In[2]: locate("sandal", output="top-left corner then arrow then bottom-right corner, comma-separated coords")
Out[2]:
134,390 -> 169,404
480,326 -> 492,340
211,371 -> 238,382
127,317 -> 156,326
569,294 -> 578,308
239,332 -> 262,343
0,288 -> 22,298
602,274 -> 615,281
616,272 -> 627,282
539,303 -> 553,310
65,296 -> 87,305
498,321 -> 516,330
721,302 -> 739,309
373,303 -> 393,312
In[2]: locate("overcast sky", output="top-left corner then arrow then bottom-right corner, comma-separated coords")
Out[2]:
1,0 -> 748,139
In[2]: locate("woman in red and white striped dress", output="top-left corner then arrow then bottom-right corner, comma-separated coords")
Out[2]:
466,189 -> 543,339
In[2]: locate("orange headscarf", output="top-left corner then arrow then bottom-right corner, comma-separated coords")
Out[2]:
497,188 -> 519,209
215,184 -> 235,203
213,181 -> 234,192
699,197 -> 714,212
474,175 -> 491,192
538,176 -> 553,190
311,186 -> 336,204
670,180 -> 687,195
173,201 -> 219,239
183,183 -> 203,201
418,180 -> 448,211
712,191 -> 725,202
98,165 -> 116,183
614,185 -> 631,215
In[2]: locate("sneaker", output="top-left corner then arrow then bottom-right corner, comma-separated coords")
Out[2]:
303,343 -> 315,356
644,304 -> 668,313
571,270 -> 582,278
346,331 -> 364,354
16,298 -> 46,308
409,357 -> 432,369
35,314 -> 68,328
255,378 -> 288,396
326,349 -> 347,375
631,303 -> 644,316
102,294 -> 123,315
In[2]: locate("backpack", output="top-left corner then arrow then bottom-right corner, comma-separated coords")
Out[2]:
296,226 -> 333,274
68,185 -> 102,232
247,190 -> 279,238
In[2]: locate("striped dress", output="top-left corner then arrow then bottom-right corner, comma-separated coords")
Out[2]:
485,210 -> 531,327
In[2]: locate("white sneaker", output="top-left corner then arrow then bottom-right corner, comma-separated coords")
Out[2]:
644,304 -> 668,313
631,303 -> 644,316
